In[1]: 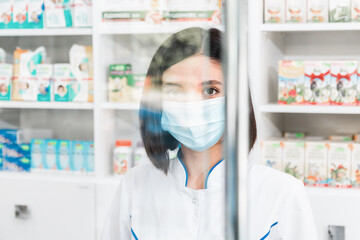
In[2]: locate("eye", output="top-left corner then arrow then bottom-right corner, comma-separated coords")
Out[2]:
203,87 -> 219,96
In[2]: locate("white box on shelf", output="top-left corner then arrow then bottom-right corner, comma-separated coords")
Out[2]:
305,141 -> 328,186
329,0 -> 351,22
260,138 -> 283,171
286,0 -> 307,23
72,0 -> 92,27
282,140 -> 305,181
327,141 -> 352,188
330,60 -> 357,105
307,0 -> 329,22
351,143 -> 360,187
264,0 -> 285,23
304,61 -> 331,105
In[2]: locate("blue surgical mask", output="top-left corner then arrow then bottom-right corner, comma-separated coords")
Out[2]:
161,97 -> 225,152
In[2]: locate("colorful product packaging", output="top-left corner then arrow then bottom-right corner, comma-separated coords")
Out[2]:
13,47 -> 46,101
327,141 -> 352,187
0,64 -> 13,101
18,143 -> 31,172
352,0 -> 360,21
286,0 -> 307,23
264,0 -> 285,23
282,140 -> 305,181
0,0 -> 13,29
330,61 -> 358,105
30,139 -> 45,172
354,133 -> 360,142
304,61 -> 331,105
54,64 -> 72,102
163,0 -> 220,23
260,139 -> 283,171
305,141 -> 328,186
44,139 -> 57,172
351,143 -> 360,187
3,143 -> 22,171
69,45 -> 93,102
70,141 -> 85,173
84,141 -> 94,173
57,140 -> 71,172
307,0 -> 329,22
329,0 -> 351,22
12,0 -> 28,28
0,129 -> 20,144
102,0 -> 162,23
72,0 -> 92,27
44,0 -> 73,28
36,64 -> 52,102
108,64 -> 132,102
127,74 -> 145,103
27,0 -> 44,28
278,60 -> 305,105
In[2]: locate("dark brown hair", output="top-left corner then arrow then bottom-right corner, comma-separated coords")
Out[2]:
140,27 -> 257,174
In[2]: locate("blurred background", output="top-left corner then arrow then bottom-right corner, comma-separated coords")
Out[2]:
0,0 -> 359,239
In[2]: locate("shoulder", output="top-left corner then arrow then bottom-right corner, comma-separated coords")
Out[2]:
122,162 -> 167,189
248,163 -> 306,214
249,163 -> 304,192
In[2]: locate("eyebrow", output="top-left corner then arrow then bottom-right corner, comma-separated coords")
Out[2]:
201,80 -> 223,86
163,83 -> 182,87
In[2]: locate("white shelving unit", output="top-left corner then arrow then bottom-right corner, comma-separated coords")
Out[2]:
249,1 -> 360,239
0,2 -> 225,240
260,104 -> 360,114
260,22 -> 360,32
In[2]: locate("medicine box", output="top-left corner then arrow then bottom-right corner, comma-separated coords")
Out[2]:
286,0 -> 307,23
260,139 -> 283,171
30,139 -> 45,172
304,61 -> 331,105
264,0 -> 285,23
327,141 -> 352,188
351,143 -> 360,187
307,0 -> 329,22
305,141 -> 328,186
330,61 -> 357,105
44,139 -> 57,172
282,140 -> 305,181
329,0 -> 351,22
278,60 -> 305,105
0,64 -> 13,101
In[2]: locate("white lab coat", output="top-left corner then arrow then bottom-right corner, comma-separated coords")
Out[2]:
102,149 -> 318,240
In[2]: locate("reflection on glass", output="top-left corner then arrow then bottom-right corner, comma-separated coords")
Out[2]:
103,27 -> 227,239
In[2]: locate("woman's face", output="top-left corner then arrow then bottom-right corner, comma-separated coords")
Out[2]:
162,54 -> 224,102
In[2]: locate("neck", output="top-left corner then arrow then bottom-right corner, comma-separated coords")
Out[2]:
180,141 -> 223,190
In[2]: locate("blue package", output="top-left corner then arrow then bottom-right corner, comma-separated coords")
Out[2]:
30,139 -> 45,171
0,143 -> 3,170
57,140 -> 71,172
3,143 -> 22,172
84,141 -> 94,173
71,141 -> 85,173
18,143 -> 31,172
44,139 -> 57,171
0,129 -> 19,144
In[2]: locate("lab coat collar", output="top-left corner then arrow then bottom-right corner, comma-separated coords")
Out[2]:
169,152 -> 225,190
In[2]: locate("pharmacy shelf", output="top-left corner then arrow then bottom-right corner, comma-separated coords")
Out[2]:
260,23 -> 360,32
0,172 -> 96,183
305,186 -> 360,197
101,102 -> 140,110
0,28 -> 92,37
0,101 -> 94,110
98,22 -> 223,35
0,172 -> 123,185
259,104 -> 360,114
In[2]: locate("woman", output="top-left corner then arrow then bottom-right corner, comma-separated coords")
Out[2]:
103,28 -> 317,240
